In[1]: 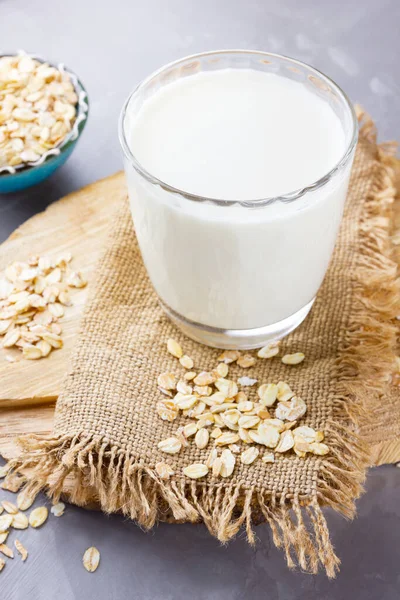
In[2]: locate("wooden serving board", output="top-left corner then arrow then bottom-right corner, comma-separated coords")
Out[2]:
0,162 -> 399,464
0,172 -> 127,459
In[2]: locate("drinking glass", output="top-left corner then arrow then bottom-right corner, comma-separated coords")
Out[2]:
119,50 -> 358,349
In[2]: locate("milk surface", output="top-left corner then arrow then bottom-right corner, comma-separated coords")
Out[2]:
130,70 -> 345,201
124,68 -> 352,331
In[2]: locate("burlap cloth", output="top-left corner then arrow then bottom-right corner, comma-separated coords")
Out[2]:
8,111 -> 400,578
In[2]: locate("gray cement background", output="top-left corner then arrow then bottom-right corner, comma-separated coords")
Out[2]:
0,0 -> 399,598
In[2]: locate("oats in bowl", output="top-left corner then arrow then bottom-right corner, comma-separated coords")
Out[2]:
0,52 -> 88,192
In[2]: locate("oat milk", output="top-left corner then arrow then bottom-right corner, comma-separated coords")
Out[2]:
124,68 -> 352,332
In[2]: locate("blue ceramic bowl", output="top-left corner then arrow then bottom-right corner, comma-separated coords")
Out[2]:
0,54 -> 89,193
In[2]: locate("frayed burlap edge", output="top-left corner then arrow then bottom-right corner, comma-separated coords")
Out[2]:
4,110 -> 399,578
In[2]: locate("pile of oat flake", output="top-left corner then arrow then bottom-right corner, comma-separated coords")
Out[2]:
0,253 -> 86,361
156,340 -> 329,481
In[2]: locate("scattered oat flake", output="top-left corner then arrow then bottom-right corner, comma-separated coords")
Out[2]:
210,403 -> 236,415
56,252 -> 72,267
238,415 -> 260,429
241,447 -> 259,465
220,449 -> 236,477
257,342 -> 280,359
183,371 -> 196,381
262,452 -> 275,463
66,270 -> 87,288
275,430 -> 295,453
258,408 -> 271,419
258,383 -> 278,407
37,339 -> 52,357
2,328 -> 20,348
238,376 -> 257,387
17,489 -> 35,511
157,437 -> 182,455
0,532 -> 9,544
83,547 -> 100,572
206,448 -> 218,469
293,426 -> 317,443
275,396 -> 307,422
175,393 -> 198,410
195,428 -> 209,450
22,344 -> 42,360
283,420 -> 298,431
1,501 -> 18,514
215,432 -> 240,446
215,378 -> 238,397
157,372 -> 177,390
179,355 -> 194,369
281,352 -> 305,365
183,422 -> 197,438
217,350 -> 240,364
155,462 -> 175,480
0,543 -> 13,559
264,418 -> 285,432
51,502 -> 65,517
237,354 -> 256,368
175,427 -> 189,448
193,371 -> 215,386
48,302 -> 64,318
195,385 -> 213,397
294,442 -> 309,457
229,443 -> 241,454
276,381 -> 294,402
183,463 -> 209,479
216,362 -> 229,377
0,557 -> 5,572
208,391 -> 226,405
158,386 -> 173,397
167,338 -> 183,359
309,442 -> 329,456
15,539 -> 28,561
222,409 -> 240,428
211,427 -> 222,439
187,401 -> 206,418
237,400 -> 253,412
0,515 -> 13,532
28,506 -> 48,528
12,512 -> 29,529
251,425 -> 280,448
212,457 -> 223,477
177,380 -> 193,395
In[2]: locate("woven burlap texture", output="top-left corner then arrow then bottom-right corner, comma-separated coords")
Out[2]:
367,152 -> 400,466
8,112 -> 400,578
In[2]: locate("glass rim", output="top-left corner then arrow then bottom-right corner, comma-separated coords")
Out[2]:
118,49 -> 358,207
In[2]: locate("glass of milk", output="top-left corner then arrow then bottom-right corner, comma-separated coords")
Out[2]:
119,50 -> 358,349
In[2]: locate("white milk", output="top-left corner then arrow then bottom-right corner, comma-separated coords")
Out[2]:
123,68 -> 353,338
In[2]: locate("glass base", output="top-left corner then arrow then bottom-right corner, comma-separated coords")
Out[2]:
161,299 -> 315,350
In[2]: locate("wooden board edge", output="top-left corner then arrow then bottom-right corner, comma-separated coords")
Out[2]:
7,170 -> 124,244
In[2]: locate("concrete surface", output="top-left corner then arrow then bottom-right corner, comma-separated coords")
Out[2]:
1,0 -> 400,598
